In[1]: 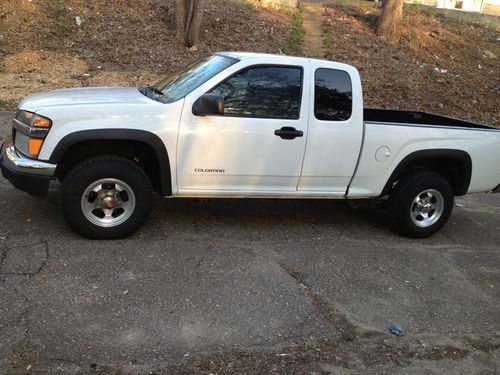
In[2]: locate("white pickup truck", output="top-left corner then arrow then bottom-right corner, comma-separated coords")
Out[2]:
1,52 -> 499,239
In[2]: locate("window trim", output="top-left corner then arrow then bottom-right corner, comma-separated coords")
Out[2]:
314,68 -> 353,122
205,64 -> 305,120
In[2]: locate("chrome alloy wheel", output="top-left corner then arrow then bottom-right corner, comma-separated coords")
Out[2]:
80,178 -> 136,227
410,189 -> 444,228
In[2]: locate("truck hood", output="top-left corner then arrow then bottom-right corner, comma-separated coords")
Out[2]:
18,87 -> 154,112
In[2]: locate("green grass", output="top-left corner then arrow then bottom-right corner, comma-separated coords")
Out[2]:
280,9 -> 305,55
369,79 -> 381,92
358,0 -> 382,9
243,1 -> 257,11
323,34 -> 333,47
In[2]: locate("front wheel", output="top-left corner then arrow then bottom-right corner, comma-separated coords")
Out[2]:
59,155 -> 153,239
388,171 -> 454,238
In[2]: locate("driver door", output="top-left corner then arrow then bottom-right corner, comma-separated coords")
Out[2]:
176,63 -> 310,195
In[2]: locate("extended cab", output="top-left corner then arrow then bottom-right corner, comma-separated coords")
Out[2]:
1,52 -> 500,238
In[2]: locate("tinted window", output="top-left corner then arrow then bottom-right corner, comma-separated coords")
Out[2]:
210,66 -> 302,119
314,69 -> 352,121
153,55 -> 237,103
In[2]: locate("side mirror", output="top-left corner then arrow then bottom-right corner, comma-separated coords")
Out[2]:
192,94 -> 224,116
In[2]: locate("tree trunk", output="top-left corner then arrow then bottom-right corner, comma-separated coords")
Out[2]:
175,0 -> 186,41
175,0 -> 208,47
376,0 -> 404,45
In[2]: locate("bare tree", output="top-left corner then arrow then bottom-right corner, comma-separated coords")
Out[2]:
376,0 -> 404,45
176,0 -> 208,47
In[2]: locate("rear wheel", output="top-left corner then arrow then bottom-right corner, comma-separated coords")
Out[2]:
389,171 -> 454,238
60,155 -> 152,239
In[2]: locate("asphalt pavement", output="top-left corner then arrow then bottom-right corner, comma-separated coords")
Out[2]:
0,113 -> 499,374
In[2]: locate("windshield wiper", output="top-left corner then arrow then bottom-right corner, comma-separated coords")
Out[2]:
139,85 -> 164,101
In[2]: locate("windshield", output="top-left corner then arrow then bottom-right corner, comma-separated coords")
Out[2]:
152,55 -> 238,103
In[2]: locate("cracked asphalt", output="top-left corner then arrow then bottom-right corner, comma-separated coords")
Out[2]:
0,112 -> 499,374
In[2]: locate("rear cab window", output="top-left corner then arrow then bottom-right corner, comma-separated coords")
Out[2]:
314,68 -> 352,121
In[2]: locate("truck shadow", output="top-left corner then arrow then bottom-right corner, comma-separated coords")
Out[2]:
145,196 -> 393,242
25,188 -> 497,248
1,181 -> 392,241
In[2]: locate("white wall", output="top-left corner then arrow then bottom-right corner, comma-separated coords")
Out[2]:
436,0 -> 483,12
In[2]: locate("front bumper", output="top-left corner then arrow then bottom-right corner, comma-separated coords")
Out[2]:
493,183 -> 500,194
0,136 -> 57,196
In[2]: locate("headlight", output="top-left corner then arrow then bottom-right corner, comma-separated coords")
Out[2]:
12,110 -> 52,159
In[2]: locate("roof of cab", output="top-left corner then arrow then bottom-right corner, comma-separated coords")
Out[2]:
218,51 -> 318,63
216,52 -> 359,75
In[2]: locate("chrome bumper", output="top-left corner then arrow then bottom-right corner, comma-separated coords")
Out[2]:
1,135 -> 56,177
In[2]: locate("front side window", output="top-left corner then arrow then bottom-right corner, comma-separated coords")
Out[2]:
314,68 -> 352,121
152,54 -> 237,103
210,66 -> 302,119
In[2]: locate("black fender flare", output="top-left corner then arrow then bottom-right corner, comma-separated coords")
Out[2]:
381,149 -> 472,196
48,129 -> 172,195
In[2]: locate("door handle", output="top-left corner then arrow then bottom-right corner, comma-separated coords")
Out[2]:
274,127 -> 304,140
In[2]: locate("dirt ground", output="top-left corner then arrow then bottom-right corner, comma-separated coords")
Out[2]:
1,0 -> 498,127
0,0 -> 293,110
321,1 -> 500,127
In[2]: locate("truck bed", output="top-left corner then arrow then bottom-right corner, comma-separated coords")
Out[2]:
364,109 -> 496,130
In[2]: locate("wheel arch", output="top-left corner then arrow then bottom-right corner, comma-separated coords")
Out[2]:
381,149 -> 472,197
49,129 -> 172,196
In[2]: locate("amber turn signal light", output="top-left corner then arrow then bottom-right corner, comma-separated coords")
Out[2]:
33,115 -> 51,128
28,138 -> 44,158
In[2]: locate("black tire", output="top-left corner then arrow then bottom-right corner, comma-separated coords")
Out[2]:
388,170 -> 454,238
59,155 -> 152,239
